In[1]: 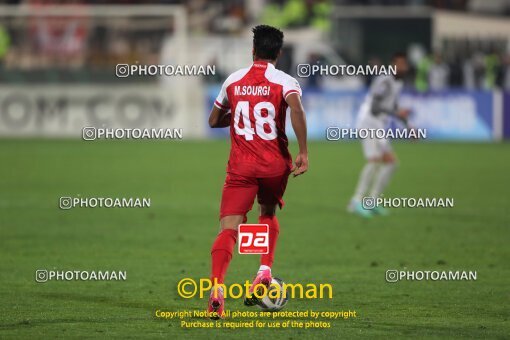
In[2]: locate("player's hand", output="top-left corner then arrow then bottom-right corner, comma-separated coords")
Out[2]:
397,108 -> 411,120
291,152 -> 308,177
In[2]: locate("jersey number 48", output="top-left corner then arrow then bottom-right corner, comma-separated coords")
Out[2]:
234,101 -> 277,141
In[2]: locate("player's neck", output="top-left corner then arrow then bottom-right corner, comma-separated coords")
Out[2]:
253,58 -> 276,66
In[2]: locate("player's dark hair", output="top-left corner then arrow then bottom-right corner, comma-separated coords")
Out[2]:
252,25 -> 284,61
392,51 -> 407,60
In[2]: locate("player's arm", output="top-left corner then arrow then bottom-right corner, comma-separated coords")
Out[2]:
209,80 -> 231,128
370,80 -> 394,116
208,105 -> 231,128
287,93 -> 308,177
393,108 -> 411,127
370,79 -> 410,126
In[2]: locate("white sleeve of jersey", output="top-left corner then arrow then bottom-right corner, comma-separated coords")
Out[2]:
283,76 -> 302,100
214,80 -> 230,111
371,76 -> 391,98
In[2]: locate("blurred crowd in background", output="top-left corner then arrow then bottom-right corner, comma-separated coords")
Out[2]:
0,0 -> 509,90
3,0 -> 510,14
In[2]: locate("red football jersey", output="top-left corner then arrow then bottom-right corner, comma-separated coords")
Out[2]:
214,61 -> 302,177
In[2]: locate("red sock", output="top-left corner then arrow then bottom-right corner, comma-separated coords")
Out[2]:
260,215 -> 280,268
210,229 -> 237,284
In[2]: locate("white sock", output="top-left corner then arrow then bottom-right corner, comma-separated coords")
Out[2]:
369,163 -> 396,198
352,162 -> 378,202
258,265 -> 271,272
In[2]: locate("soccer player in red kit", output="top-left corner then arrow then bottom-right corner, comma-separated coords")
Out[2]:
207,25 -> 308,318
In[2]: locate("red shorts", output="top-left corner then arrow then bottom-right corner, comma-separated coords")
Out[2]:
219,171 -> 290,220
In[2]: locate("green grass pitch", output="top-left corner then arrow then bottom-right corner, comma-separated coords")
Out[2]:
0,140 -> 509,338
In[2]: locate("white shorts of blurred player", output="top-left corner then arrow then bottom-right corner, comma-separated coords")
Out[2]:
361,134 -> 393,160
356,105 -> 392,160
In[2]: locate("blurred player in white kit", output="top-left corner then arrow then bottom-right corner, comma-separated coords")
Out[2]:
348,52 -> 411,217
